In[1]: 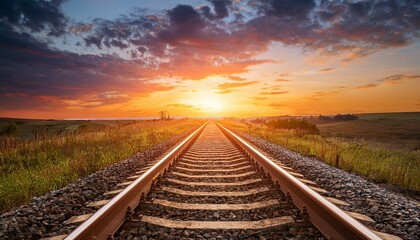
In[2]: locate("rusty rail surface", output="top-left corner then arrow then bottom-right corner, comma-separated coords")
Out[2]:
65,122 -> 208,240
216,122 -> 381,240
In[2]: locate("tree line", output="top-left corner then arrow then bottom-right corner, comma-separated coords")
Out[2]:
318,114 -> 358,121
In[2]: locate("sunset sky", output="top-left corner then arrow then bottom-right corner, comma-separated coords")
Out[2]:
1,0 -> 419,119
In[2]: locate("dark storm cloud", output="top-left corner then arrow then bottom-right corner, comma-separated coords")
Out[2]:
0,24 -> 55,56
158,5 -> 206,42
0,15 -> 173,110
81,1 -> 420,68
0,48 -> 171,97
0,0 -> 67,36
254,0 -> 315,20
202,0 -> 232,19
313,0 -> 420,57
168,5 -> 203,25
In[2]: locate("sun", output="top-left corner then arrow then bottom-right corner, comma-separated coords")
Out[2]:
187,92 -> 225,113
200,98 -> 223,112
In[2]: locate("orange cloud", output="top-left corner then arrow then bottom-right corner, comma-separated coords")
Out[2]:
166,103 -> 195,108
165,103 -> 201,111
275,78 -> 290,82
267,103 -> 285,109
260,91 -> 288,95
355,84 -> 377,90
307,91 -> 339,101
251,96 -> 268,101
216,89 -> 235,94
262,85 -> 283,91
218,81 -> 258,90
226,76 -> 246,81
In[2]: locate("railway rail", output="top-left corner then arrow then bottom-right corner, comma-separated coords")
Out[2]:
57,121 -> 399,240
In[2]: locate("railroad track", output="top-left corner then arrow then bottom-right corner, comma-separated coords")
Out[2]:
58,122 -> 399,240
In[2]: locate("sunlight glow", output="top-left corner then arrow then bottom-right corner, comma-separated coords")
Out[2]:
190,92 -> 225,113
199,98 -> 223,112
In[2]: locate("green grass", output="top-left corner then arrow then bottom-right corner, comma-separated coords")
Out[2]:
0,119 -> 203,212
221,116 -> 420,192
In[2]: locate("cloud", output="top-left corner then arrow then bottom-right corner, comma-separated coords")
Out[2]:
226,75 -> 246,81
319,68 -> 335,72
218,81 -> 258,90
1,0 -> 420,114
0,29 -> 175,111
246,0 -> 420,61
202,0 -> 232,19
260,91 -> 288,95
69,23 -> 93,35
379,74 -> 420,85
0,0 -> 68,36
255,0 -> 315,20
353,74 -> 420,91
251,96 -> 268,101
355,83 -> 377,90
75,0 -> 420,78
166,103 -> 196,108
216,89 -> 235,94
262,85 -> 283,91
307,91 -> 339,101
267,103 -> 285,109
275,78 -> 290,82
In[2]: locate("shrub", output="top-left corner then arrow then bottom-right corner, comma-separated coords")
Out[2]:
266,119 -> 319,134
1,122 -> 18,136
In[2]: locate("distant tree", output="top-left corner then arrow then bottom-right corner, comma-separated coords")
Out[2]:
333,114 -> 358,121
159,110 -> 167,120
1,122 -> 18,136
319,115 -> 333,120
319,114 -> 358,121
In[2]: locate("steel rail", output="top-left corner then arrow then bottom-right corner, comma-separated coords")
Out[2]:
216,122 -> 381,240
65,122 -> 208,240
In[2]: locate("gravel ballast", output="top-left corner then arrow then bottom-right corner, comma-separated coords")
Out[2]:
0,129 -> 195,240
234,131 -> 419,240
115,123 -> 325,240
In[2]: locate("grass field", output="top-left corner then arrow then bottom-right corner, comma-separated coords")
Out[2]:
221,112 -> 420,193
0,118 -> 135,138
316,112 -> 420,151
0,118 -> 203,212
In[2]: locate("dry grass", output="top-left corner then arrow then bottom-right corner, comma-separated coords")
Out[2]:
220,119 -> 420,192
0,119 -> 203,212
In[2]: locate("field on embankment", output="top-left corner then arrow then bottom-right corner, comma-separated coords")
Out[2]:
220,112 -> 420,193
0,118 -> 203,212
